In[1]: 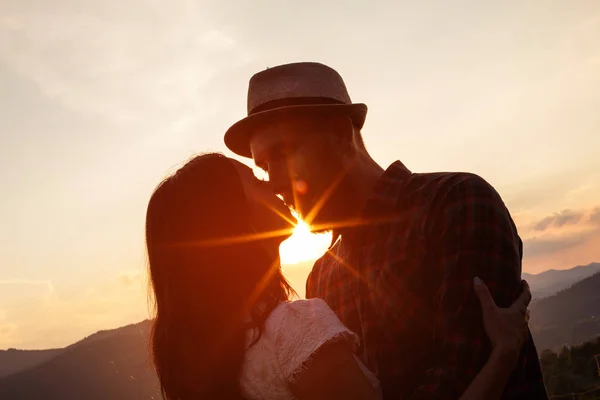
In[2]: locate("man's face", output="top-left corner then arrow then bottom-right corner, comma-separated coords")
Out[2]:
249,114 -> 347,228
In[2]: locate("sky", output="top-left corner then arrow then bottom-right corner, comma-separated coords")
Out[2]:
1,0 -> 599,349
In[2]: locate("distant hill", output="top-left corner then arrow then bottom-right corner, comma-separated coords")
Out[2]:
523,262 -> 600,298
0,348 -> 63,378
529,271 -> 600,351
0,321 -> 158,400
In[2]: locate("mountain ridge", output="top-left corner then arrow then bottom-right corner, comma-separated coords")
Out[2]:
522,262 -> 600,298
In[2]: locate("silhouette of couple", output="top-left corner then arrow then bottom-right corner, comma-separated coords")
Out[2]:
145,63 -> 549,399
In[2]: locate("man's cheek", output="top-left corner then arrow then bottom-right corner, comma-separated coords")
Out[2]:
287,157 -> 308,190
289,164 -> 315,198
287,154 -> 307,177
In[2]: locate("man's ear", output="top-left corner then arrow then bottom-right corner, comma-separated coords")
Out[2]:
326,115 -> 356,156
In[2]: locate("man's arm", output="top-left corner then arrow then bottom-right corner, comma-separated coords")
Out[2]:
412,173 -> 523,399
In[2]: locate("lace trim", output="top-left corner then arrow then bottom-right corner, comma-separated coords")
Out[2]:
286,330 -> 359,384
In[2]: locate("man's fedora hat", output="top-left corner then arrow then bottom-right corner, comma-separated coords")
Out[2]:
224,62 -> 367,158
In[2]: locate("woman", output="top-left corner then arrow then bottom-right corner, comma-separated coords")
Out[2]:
146,153 -> 532,400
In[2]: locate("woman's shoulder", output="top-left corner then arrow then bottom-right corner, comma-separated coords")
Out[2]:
262,298 -> 359,385
272,298 -> 332,314
265,298 -> 339,332
264,298 -> 358,355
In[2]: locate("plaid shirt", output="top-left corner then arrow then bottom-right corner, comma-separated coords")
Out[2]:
306,161 -> 549,399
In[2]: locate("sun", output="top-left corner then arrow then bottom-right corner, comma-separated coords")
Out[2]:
250,167 -> 331,265
279,219 -> 332,265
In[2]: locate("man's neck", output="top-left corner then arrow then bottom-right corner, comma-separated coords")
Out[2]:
333,152 -> 385,237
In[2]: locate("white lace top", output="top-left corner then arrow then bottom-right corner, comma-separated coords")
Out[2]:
240,298 -> 380,400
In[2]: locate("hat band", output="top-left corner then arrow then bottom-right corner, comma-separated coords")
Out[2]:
249,96 -> 346,115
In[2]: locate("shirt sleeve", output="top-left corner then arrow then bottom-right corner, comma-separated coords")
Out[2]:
411,174 -> 524,399
267,298 -> 359,384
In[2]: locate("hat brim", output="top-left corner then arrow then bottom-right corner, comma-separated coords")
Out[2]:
224,103 -> 368,158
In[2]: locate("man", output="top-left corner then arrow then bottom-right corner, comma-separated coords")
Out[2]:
224,62 -> 548,399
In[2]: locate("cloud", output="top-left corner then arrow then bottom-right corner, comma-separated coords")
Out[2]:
532,209 -> 585,231
527,205 -> 600,233
502,165 -> 600,214
0,1 -> 253,124
522,205 -> 600,270
524,229 -> 598,259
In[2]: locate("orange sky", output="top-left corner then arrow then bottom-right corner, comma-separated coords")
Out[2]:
0,1 -> 599,349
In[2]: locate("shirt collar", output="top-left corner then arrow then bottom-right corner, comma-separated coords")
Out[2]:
329,161 -> 412,248
364,160 -> 412,215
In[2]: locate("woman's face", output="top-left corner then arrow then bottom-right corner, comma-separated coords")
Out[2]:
230,160 -> 296,255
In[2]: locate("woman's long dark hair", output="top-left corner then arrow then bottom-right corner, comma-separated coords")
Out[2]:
146,153 -> 295,400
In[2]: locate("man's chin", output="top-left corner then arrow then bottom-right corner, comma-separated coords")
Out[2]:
289,199 -> 336,231
297,211 -> 334,233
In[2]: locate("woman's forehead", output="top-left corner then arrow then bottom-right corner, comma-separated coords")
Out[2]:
229,159 -> 253,177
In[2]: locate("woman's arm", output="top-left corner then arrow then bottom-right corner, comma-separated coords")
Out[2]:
458,278 -> 532,400
458,346 -> 519,400
289,340 -> 380,400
